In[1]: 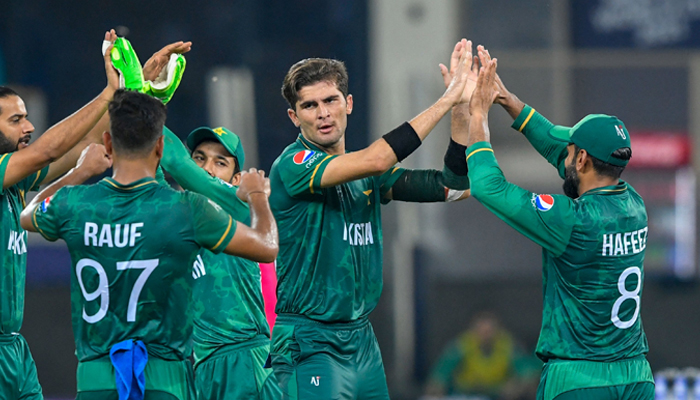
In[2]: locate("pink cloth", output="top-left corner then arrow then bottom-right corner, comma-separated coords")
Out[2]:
259,262 -> 278,332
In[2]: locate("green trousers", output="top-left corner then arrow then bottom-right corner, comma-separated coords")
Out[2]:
271,314 -> 389,400
194,340 -> 280,399
0,333 -> 42,400
75,354 -> 194,400
537,356 -> 654,400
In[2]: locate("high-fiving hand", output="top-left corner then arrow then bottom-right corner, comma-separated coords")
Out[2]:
440,39 -> 479,105
469,46 -> 499,117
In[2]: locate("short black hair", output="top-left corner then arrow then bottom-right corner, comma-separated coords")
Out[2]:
281,58 -> 348,109
575,145 -> 631,179
0,86 -> 20,115
108,89 -> 167,158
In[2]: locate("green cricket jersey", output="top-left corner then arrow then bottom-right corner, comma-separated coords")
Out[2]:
466,105 -> 649,362
0,153 -> 49,334
269,134 -> 405,322
161,127 -> 270,365
31,176 -> 236,361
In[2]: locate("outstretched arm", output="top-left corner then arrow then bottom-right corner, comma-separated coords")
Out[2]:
21,144 -> 112,231
317,39 -> 474,188
3,30 -> 118,189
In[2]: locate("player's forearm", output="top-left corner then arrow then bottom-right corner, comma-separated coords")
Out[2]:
450,104 -> 470,146
246,193 -> 279,262
409,97 -> 454,141
20,167 -> 92,231
42,113 -> 110,183
467,112 -> 490,148
499,92 -> 526,121
33,89 -> 113,164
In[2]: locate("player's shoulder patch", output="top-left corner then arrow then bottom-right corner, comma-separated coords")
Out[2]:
40,196 -> 53,212
532,193 -> 554,212
293,150 -> 316,165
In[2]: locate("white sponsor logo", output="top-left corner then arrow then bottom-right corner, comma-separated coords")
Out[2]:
7,230 -> 27,255
192,255 -> 207,279
310,376 -> 320,386
342,222 -> 374,246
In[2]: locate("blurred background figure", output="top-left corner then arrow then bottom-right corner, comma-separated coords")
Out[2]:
424,312 -> 539,400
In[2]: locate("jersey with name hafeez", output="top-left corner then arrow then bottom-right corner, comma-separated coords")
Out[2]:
269,134 -> 405,322
31,177 -> 236,361
0,153 -> 48,334
466,106 -> 649,362
161,127 -> 270,366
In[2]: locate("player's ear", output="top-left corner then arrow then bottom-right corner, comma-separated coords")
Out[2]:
576,149 -> 589,172
231,172 -> 242,186
288,108 -> 300,127
103,131 -> 114,156
346,94 -> 353,115
155,135 -> 165,159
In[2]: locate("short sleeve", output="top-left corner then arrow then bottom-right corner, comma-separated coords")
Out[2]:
31,188 -> 67,241
512,105 -> 568,179
277,149 -> 338,198
375,166 -> 406,204
188,192 -> 238,254
0,152 -> 50,196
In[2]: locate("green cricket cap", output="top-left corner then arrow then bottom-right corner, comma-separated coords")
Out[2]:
187,126 -> 245,169
548,114 -> 631,167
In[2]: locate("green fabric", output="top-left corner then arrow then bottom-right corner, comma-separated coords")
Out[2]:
548,383 -> 654,400
31,177 -> 236,362
269,134 -> 405,322
537,357 -> 654,400
77,391 -> 179,400
0,333 -> 42,400
194,341 -> 280,400
0,152 -> 48,334
547,114 -> 631,167
271,315 -> 389,400
511,105 -> 569,179
187,126 -> 245,169
467,140 -> 649,363
161,126 -> 271,367
390,166 -> 469,203
76,355 -> 193,400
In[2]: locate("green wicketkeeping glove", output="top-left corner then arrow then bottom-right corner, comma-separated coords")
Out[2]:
144,54 -> 186,104
102,38 -> 145,92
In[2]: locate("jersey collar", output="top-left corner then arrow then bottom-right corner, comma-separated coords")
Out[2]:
296,134 -> 324,152
580,180 -> 628,197
101,177 -> 158,192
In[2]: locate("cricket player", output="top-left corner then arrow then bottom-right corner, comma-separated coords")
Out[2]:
465,48 -> 653,400
269,40 -> 475,399
0,29 -> 127,400
20,90 -> 278,400
159,125 -> 281,399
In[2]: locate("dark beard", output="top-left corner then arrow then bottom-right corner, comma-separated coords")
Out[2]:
562,163 -> 580,199
0,129 -> 18,154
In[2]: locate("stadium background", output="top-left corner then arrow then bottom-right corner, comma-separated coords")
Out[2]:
2,0 -> 700,398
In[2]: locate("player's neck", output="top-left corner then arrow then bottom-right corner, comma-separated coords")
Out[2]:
111,158 -> 157,185
578,173 -> 619,196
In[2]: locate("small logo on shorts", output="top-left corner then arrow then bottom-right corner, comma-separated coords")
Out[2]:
293,150 -> 315,165
534,194 -> 554,212
310,376 -> 320,386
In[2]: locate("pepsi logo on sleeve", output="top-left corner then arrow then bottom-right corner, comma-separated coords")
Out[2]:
293,150 -> 316,165
534,194 -> 554,212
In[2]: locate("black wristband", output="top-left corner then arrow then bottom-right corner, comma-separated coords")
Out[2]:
382,122 -> 422,162
444,139 -> 468,176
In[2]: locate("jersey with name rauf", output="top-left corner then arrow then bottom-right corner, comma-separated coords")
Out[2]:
31,177 -> 235,361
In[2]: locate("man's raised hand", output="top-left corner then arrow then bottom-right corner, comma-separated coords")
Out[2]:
469,46 -> 499,117
441,38 -> 473,107
236,168 -> 271,203
440,39 -> 479,104
142,41 -> 192,82
102,29 -> 120,92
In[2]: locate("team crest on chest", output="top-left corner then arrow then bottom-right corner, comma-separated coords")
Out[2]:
532,194 -> 554,212
293,150 -> 316,165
